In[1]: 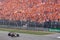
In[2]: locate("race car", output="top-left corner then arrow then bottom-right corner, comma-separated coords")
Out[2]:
8,32 -> 19,37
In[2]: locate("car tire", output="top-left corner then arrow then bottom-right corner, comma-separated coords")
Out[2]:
17,34 -> 19,37
8,33 -> 11,36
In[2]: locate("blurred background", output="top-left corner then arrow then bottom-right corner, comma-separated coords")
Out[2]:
0,0 -> 60,31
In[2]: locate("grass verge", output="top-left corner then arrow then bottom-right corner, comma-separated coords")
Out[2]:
0,28 -> 55,35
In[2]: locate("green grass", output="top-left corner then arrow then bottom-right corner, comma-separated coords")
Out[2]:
0,28 -> 55,35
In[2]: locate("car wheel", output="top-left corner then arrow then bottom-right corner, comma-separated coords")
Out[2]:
8,33 -> 11,36
17,34 -> 19,37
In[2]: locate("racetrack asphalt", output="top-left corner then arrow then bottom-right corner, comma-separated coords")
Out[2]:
0,31 -> 60,40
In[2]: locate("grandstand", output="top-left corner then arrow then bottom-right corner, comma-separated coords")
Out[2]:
0,0 -> 60,29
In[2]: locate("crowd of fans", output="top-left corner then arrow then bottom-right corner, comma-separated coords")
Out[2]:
0,0 -> 60,28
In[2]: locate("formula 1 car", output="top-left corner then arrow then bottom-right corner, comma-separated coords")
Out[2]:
8,32 -> 19,37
